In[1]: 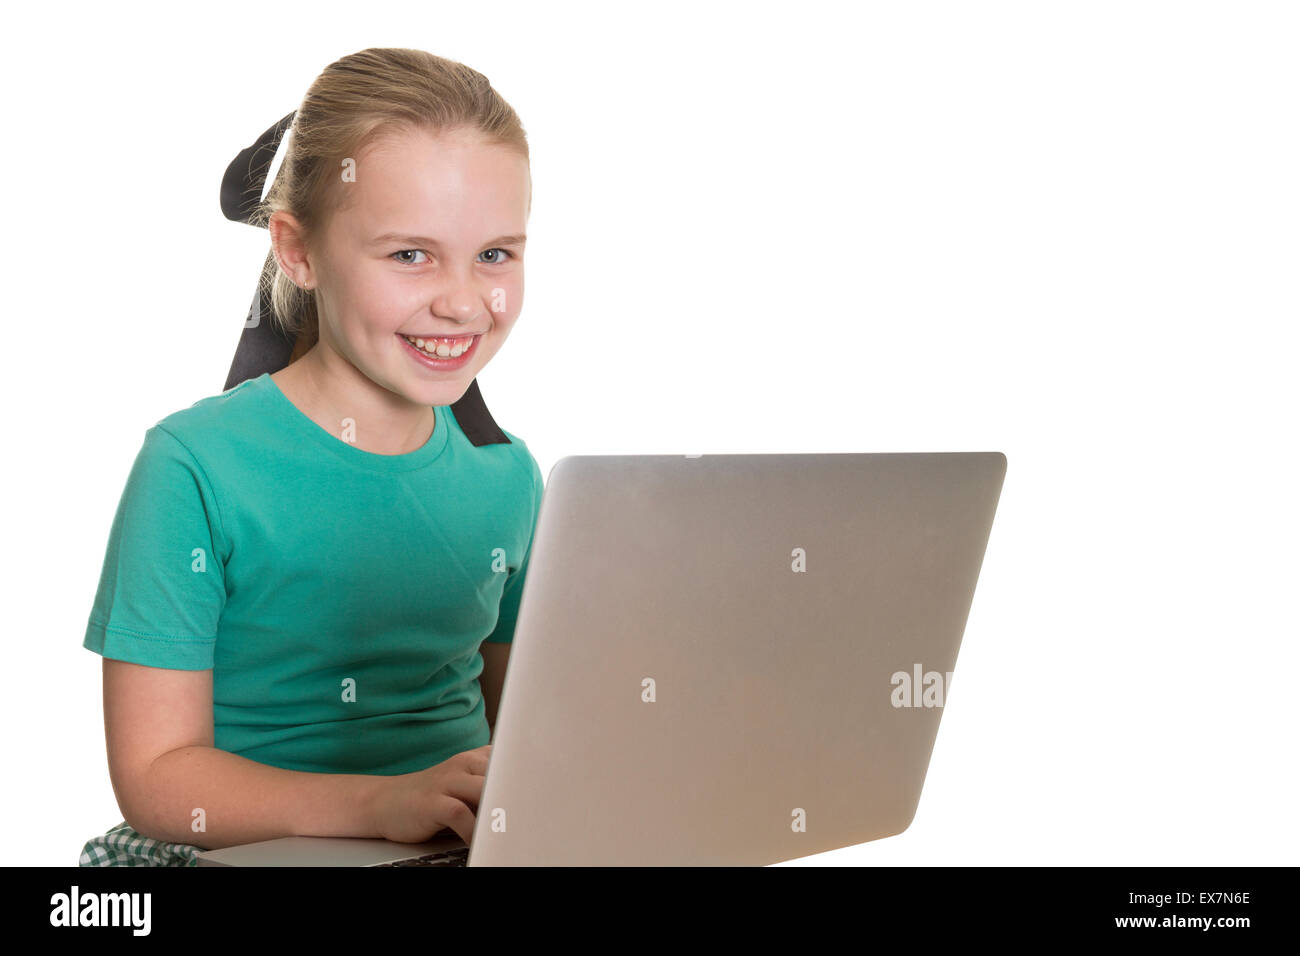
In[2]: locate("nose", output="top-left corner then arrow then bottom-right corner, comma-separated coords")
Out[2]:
430,277 -> 487,325
431,291 -> 483,321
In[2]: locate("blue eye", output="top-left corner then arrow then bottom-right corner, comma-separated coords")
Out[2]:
390,248 -> 515,265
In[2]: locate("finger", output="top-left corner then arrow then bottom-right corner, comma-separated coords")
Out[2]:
439,768 -> 490,807
435,797 -> 477,846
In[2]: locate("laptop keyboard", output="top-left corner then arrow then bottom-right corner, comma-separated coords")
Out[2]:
374,845 -> 470,867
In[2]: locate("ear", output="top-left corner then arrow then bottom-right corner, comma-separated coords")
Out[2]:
268,210 -> 316,291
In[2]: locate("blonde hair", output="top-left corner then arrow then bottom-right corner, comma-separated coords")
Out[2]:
254,48 -> 531,363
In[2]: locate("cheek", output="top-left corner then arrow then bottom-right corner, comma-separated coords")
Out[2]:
479,318 -> 516,358
492,275 -> 523,316
487,313 -> 521,346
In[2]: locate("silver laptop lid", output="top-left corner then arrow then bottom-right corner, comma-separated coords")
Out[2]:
470,452 -> 1007,866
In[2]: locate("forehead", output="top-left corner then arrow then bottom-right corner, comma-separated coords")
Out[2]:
336,126 -> 529,236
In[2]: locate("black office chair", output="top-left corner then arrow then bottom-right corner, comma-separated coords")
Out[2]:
219,111 -> 511,448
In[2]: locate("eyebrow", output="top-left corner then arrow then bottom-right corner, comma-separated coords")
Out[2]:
370,232 -> 527,248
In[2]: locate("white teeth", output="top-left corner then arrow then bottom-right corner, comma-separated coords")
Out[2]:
403,334 -> 473,358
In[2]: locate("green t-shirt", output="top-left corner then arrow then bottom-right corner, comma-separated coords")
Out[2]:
83,372 -> 544,776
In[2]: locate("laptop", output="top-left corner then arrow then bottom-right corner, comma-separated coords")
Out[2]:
197,451 -> 1007,866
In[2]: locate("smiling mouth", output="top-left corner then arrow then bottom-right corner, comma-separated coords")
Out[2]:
398,333 -> 479,358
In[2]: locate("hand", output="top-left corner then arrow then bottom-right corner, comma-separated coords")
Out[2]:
369,744 -> 493,845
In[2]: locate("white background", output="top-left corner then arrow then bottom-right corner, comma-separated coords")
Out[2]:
3,0 -> 1296,866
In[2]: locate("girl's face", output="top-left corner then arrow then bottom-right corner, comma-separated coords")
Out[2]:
292,125 -> 530,409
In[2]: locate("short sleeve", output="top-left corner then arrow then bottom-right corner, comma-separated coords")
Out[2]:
483,452 -> 544,644
82,425 -> 228,670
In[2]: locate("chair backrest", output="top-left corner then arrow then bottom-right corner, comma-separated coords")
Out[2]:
219,112 -> 511,447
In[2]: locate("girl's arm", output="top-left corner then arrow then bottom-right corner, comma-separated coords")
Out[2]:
103,658 -> 387,850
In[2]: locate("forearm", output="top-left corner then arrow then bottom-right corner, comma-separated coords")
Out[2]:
121,745 -> 387,850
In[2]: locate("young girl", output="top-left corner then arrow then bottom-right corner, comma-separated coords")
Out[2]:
79,47 -> 541,866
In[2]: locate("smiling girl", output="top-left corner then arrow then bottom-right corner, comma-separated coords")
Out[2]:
79,48 -> 542,865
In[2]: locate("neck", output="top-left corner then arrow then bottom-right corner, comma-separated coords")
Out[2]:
283,344 -> 436,456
